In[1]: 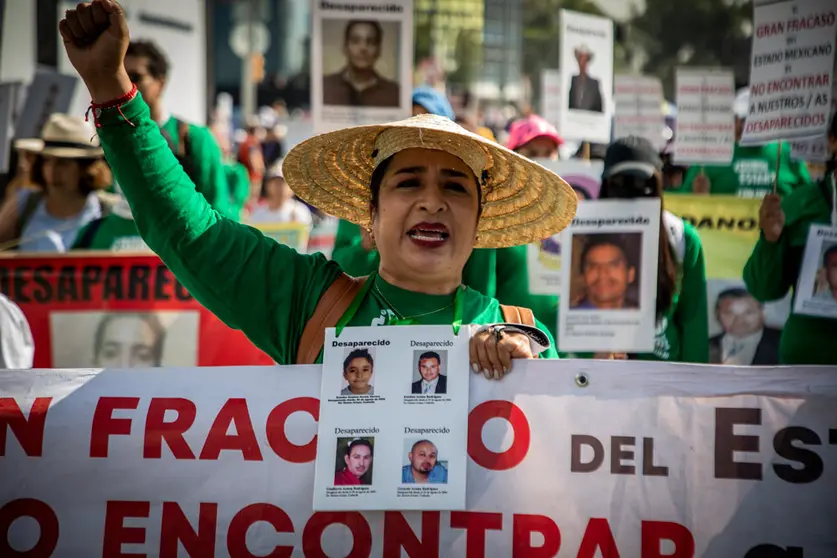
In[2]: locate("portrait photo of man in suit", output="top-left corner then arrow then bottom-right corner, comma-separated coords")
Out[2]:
568,44 -> 604,113
322,20 -> 400,108
709,288 -> 781,365
411,350 -> 447,394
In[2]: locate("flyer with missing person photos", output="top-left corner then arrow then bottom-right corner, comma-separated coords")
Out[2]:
558,198 -> 662,353
312,325 -> 470,511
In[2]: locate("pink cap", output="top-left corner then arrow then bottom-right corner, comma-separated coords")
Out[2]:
505,115 -> 563,152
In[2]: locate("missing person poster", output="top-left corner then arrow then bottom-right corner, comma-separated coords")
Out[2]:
740,0 -> 837,145
311,0 -> 414,133
793,224 -> 837,317
526,159 -> 603,295
673,67 -> 736,165
559,9 -> 614,144
558,199 -> 661,353
613,74 -> 665,151
0,254 -> 274,367
313,325 -> 469,511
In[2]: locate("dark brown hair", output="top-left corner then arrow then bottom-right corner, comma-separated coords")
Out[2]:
31,156 -> 112,196
126,40 -> 170,79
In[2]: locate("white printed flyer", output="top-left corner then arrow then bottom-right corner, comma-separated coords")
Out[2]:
313,325 -> 469,511
793,224 -> 837,319
741,0 -> 837,145
558,199 -> 662,353
673,67 -> 736,165
613,74 -> 665,151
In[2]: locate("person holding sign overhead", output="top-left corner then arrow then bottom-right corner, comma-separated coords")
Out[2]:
58,1 -> 575,378
584,136 -> 709,363
743,113 -> 837,365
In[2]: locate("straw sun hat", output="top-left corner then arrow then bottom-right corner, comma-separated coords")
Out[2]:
14,114 -> 104,159
282,114 -> 577,248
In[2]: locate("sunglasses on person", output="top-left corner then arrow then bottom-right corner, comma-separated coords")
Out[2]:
601,173 -> 658,199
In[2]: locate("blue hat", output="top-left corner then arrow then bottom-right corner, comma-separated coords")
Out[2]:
412,86 -> 455,120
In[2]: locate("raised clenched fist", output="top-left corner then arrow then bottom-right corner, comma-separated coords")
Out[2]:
759,193 -> 785,243
59,0 -> 133,103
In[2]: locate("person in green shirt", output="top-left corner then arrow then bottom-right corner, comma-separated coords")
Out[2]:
59,1 -> 580,377
743,115 -> 837,364
124,39 -> 233,218
565,136 -> 709,363
679,88 -> 811,198
71,192 -> 149,251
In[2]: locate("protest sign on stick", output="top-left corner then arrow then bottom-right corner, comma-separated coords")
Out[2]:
673,68 -> 736,166
613,74 -> 665,151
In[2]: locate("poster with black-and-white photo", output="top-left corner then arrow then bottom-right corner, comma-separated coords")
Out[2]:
559,9 -> 614,144
793,224 -> 837,318
741,0 -> 837,145
558,199 -> 661,353
312,0 -> 413,134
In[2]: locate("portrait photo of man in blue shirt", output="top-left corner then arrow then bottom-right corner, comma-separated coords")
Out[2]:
401,439 -> 448,484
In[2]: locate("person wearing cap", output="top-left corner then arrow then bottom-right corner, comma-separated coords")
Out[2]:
124,39 -> 231,217
246,160 -> 313,228
59,2 -> 576,375
505,114 -> 563,160
568,44 -> 604,113
743,112 -> 837,364
679,88 -> 811,198
0,114 -> 113,252
567,136 -> 709,363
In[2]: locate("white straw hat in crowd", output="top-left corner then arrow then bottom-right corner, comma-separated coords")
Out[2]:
282,113 -> 578,248
14,114 -> 103,159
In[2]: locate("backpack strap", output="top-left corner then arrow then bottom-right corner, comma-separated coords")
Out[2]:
296,273 -> 368,365
499,305 -> 536,327
73,217 -> 105,249
15,190 -> 44,241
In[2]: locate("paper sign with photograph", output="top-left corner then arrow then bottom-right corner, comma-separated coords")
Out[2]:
558,199 -> 662,352
526,159 -> 603,295
559,9 -> 614,144
314,325 -> 469,511
311,0 -> 414,133
793,225 -> 837,319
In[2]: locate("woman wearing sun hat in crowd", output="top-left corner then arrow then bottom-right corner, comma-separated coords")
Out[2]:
331,87 -> 566,338
743,113 -> 837,365
58,1 -> 577,376
0,113 -> 114,252
562,136 -> 709,363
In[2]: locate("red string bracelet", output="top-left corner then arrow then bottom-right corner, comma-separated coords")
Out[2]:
85,83 -> 139,129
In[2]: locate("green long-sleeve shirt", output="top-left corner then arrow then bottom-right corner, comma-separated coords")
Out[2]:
679,142 -> 811,198
224,161 -> 251,220
97,93 -> 557,363
161,116 -> 233,219
332,220 -> 559,337
562,219 -> 709,363
743,180 -> 837,364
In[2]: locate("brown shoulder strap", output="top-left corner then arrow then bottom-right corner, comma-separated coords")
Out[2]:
296,273 -> 368,365
499,304 -> 536,327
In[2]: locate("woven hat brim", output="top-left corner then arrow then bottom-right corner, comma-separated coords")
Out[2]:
283,118 -> 578,248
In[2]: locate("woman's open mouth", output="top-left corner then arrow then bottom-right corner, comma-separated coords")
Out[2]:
407,222 -> 450,247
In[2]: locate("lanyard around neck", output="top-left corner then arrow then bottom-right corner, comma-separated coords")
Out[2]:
334,272 -> 465,336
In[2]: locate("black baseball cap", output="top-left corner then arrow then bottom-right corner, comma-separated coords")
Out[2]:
601,136 -> 662,179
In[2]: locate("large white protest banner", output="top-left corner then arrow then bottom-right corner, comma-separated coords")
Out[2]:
560,10 -> 614,144
674,67 -> 736,165
1,362 -> 836,557
613,74 -> 665,151
741,0 -> 837,145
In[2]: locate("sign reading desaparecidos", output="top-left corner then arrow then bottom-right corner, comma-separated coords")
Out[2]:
313,324 -> 469,511
559,199 -> 662,353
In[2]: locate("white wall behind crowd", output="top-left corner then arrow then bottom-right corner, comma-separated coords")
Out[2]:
1,361 -> 836,556
0,0 -> 207,124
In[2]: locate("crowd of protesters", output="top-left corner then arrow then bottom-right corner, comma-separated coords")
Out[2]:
1,29 -> 836,368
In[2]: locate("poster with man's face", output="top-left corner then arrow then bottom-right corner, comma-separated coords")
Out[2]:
793,226 -> 837,319
312,0 -> 413,133
559,9 -> 614,144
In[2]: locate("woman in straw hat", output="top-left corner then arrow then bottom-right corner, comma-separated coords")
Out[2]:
0,113 -> 113,252
58,1 -> 577,375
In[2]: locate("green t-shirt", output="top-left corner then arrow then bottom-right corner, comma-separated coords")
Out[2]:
562,219 -> 710,363
160,116 -> 234,219
96,93 -> 558,364
679,142 -> 811,198
743,180 -> 837,364
72,214 -> 148,251
332,220 -> 559,338
224,161 -> 251,220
